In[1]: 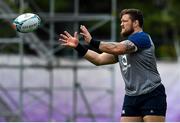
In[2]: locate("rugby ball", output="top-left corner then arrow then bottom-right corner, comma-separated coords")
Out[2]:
13,13 -> 41,33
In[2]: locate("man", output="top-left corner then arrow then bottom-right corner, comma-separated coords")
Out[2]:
59,9 -> 167,122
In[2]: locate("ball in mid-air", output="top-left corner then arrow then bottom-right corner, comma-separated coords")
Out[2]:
13,13 -> 41,33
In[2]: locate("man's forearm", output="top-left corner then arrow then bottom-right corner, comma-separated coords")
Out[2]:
83,50 -> 102,66
84,50 -> 118,66
89,39 -> 137,55
99,42 -> 126,55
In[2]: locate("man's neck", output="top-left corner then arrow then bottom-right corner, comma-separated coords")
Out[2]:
133,27 -> 143,33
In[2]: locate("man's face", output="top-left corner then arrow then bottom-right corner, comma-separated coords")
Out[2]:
120,14 -> 134,37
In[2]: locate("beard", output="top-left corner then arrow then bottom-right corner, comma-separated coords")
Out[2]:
121,27 -> 134,38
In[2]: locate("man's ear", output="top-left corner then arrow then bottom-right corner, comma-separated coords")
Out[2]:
133,20 -> 139,27
135,20 -> 139,26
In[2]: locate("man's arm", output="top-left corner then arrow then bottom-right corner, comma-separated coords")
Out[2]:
99,40 -> 137,55
59,31 -> 118,66
80,25 -> 137,55
84,50 -> 118,66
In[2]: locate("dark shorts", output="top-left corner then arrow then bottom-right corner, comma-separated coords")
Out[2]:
121,84 -> 167,117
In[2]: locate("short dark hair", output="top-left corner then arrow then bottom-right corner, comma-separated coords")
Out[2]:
120,9 -> 144,27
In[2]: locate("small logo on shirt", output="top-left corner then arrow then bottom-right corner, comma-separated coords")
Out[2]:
121,55 -> 131,72
122,55 -> 128,66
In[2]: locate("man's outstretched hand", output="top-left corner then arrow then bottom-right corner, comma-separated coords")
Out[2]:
80,25 -> 92,44
59,31 -> 79,48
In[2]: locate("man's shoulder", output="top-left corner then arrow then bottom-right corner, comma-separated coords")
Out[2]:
130,31 -> 149,37
128,31 -> 152,50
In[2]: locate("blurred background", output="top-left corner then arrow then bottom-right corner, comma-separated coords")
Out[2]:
0,0 -> 180,122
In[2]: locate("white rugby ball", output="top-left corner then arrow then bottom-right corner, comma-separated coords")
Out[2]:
13,13 -> 41,33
